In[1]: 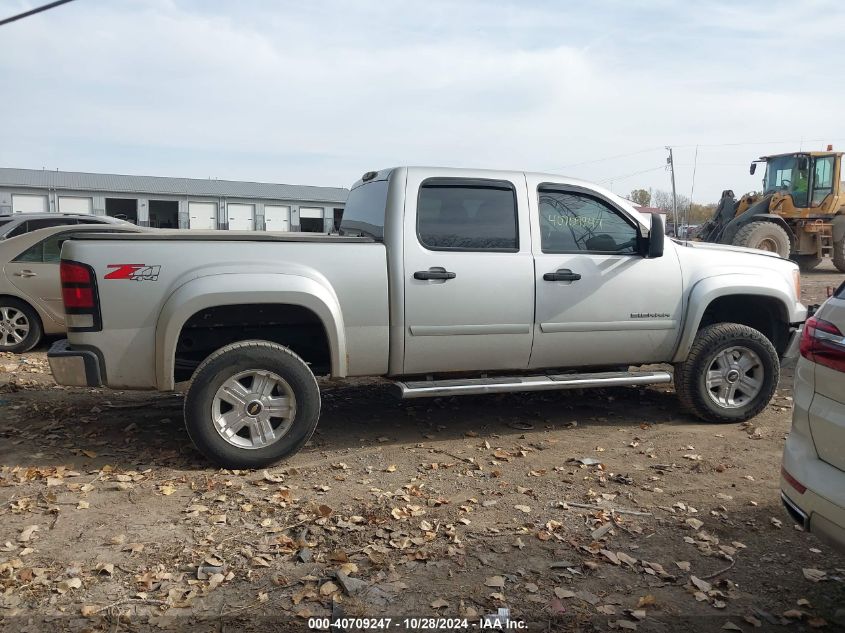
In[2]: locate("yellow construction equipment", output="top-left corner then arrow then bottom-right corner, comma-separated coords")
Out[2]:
698,149 -> 845,271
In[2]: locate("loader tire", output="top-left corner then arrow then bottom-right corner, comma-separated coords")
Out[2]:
732,221 -> 790,258
674,323 -> 779,423
834,238 -> 845,273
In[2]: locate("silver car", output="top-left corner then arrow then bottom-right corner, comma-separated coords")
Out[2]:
782,283 -> 845,553
0,213 -> 130,240
0,224 -> 141,352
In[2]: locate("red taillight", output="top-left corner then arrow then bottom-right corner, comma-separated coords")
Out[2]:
800,315 -> 845,373
62,286 -> 94,309
781,466 -> 807,494
60,261 -> 92,284
60,260 -> 101,331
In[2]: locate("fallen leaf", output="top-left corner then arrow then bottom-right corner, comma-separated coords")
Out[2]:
158,484 -> 177,496
722,623 -> 743,631
675,561 -> 691,571
485,575 -> 506,588
802,568 -> 827,582
18,525 -> 39,543
431,598 -> 449,609
56,577 -> 82,594
320,581 -> 339,596
690,576 -> 712,593
637,595 -> 656,608
514,505 -> 531,513
384,465 -> 397,472
554,588 -> 575,599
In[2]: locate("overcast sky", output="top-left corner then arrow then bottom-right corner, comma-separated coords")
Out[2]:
2,0 -> 844,202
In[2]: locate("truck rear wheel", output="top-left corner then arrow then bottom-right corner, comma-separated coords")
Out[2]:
834,237 -> 845,273
674,323 -> 779,423
184,340 -> 321,469
732,221 -> 790,258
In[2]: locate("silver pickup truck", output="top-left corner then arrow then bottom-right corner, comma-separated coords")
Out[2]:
48,167 -> 806,468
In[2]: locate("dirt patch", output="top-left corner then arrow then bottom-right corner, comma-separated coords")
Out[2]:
0,268 -> 843,632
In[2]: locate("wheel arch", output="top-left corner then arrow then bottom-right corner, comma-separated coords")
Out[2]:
672,275 -> 802,363
156,273 -> 346,390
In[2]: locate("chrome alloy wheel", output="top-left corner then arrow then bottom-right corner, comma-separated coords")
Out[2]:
211,369 -> 297,449
705,346 -> 764,409
0,307 -> 30,348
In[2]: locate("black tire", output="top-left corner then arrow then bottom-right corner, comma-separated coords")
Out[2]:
184,340 -> 321,469
792,254 -> 822,272
834,237 -> 845,273
674,323 -> 779,423
732,221 -> 790,258
0,298 -> 42,353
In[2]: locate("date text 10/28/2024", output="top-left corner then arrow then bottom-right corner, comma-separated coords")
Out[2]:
307,616 -> 527,630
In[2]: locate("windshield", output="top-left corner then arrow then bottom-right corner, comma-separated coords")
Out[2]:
338,179 -> 388,240
764,155 -> 809,207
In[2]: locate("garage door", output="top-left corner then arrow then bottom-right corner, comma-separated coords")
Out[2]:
299,207 -> 325,233
189,202 -> 217,230
264,205 -> 290,231
227,203 -> 255,231
12,194 -> 47,213
58,196 -> 93,214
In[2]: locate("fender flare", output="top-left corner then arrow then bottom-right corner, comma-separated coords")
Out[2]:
155,273 -> 346,390
671,273 -> 802,363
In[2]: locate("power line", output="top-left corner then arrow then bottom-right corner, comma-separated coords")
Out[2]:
561,146 -> 664,169
0,0 -> 77,27
596,164 -> 666,185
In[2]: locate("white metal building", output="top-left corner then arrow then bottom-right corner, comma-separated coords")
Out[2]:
0,168 -> 349,232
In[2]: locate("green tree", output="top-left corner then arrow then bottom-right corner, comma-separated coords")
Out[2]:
629,188 -> 651,206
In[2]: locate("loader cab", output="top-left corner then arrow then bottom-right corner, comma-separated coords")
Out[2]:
757,152 -> 840,210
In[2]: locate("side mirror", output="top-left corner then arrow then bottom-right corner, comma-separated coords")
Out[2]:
750,163 -> 757,175
648,214 -> 665,258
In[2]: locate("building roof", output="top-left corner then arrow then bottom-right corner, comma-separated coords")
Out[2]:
0,167 -> 349,204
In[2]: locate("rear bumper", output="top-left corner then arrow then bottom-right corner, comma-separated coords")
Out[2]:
782,430 -> 845,554
47,339 -> 103,387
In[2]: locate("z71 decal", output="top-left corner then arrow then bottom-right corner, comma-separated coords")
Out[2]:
105,264 -> 162,281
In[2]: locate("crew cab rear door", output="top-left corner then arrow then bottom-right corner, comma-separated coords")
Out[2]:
402,170 -> 534,374
527,177 -> 683,369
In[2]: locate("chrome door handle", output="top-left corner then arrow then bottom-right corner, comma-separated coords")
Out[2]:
14,270 -> 37,278
543,268 -> 581,282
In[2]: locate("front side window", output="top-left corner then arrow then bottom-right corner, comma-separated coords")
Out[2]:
539,188 -> 638,254
812,156 -> 835,206
764,155 -> 810,207
417,179 -> 518,251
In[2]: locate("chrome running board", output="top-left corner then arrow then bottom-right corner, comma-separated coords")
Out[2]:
392,370 -> 672,399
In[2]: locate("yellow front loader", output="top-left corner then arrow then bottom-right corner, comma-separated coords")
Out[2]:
698,150 -> 845,271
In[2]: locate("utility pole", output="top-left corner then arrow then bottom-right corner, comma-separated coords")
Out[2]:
666,146 -> 678,233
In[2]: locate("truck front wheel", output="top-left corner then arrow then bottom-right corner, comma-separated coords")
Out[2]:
184,340 -> 321,468
674,323 -> 779,423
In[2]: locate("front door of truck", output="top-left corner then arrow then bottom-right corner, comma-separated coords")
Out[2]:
402,171 -> 535,374
527,178 -> 683,369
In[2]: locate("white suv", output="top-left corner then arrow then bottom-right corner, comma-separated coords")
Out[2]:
782,282 -> 845,553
